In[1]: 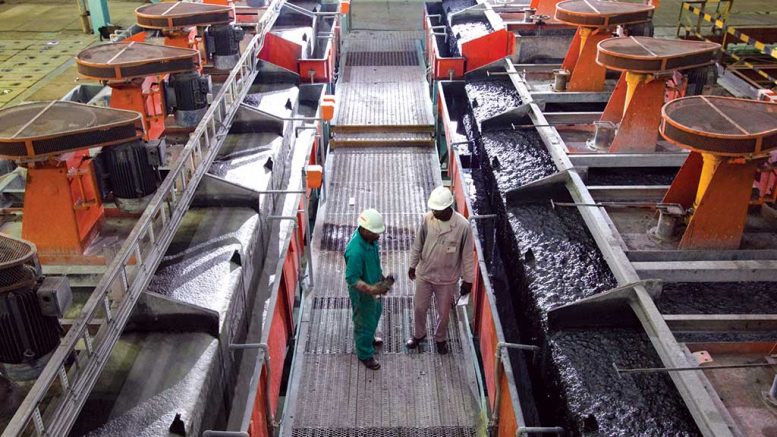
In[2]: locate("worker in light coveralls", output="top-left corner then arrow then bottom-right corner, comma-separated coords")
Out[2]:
407,187 -> 475,354
344,209 -> 394,370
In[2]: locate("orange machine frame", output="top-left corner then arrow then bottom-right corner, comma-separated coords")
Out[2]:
22,152 -> 105,260
662,152 -> 761,250
109,76 -> 167,141
600,72 -> 667,152
560,27 -> 612,92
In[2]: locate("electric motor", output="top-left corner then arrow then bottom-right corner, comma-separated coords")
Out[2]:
99,140 -> 160,212
205,24 -> 245,70
0,236 -> 64,379
167,71 -> 212,127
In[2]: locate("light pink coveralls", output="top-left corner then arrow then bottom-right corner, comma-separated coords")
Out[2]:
409,211 -> 475,342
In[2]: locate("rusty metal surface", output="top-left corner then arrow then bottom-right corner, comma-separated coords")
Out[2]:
597,37 -> 720,73
660,96 -> 777,156
0,101 -> 142,159
135,2 -> 232,29
555,0 -> 654,27
76,42 -> 199,81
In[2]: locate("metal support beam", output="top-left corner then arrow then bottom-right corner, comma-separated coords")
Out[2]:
633,260 -> 777,282
503,58 -> 737,437
3,3 -> 284,434
664,314 -> 777,332
588,185 -> 669,202
529,90 -> 611,103
569,152 -> 688,168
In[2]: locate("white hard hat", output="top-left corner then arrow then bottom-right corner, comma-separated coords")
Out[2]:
427,186 -> 454,211
357,208 -> 385,234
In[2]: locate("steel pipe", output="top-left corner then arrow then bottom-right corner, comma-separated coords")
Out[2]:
517,426 -> 566,435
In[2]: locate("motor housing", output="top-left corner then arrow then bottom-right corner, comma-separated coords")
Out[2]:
98,140 -> 163,213
206,24 -> 245,70
167,71 -> 212,127
0,236 -> 66,381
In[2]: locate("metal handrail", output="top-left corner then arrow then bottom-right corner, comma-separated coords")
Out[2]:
237,192 -> 304,432
2,1 -> 285,435
449,151 -> 528,432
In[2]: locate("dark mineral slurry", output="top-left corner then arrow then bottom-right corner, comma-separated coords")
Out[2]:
586,167 -> 678,186
481,129 -> 555,192
441,0 -> 476,15
464,79 -> 522,124
463,81 -> 700,434
551,329 -> 700,437
657,282 -> 777,315
506,207 -> 617,319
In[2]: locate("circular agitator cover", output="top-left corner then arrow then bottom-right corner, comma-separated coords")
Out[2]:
76,42 -> 199,80
660,96 -> 777,157
597,37 -> 720,73
0,235 -> 35,271
136,2 -> 232,29
555,0 -> 654,27
0,101 -> 143,159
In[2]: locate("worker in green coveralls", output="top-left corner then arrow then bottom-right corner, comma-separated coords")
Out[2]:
344,208 -> 394,370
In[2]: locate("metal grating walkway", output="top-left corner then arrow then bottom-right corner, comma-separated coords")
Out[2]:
333,31 -> 434,132
282,148 -> 482,436
281,31 -> 481,435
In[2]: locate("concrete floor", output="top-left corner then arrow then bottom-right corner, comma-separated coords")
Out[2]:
0,0 -> 144,108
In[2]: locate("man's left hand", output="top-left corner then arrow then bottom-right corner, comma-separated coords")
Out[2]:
460,282 -> 472,296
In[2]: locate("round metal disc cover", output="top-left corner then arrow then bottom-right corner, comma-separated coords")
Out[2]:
661,96 -> 777,157
136,2 -> 232,29
0,101 -> 143,159
0,234 -> 35,271
597,37 -> 721,73
555,0 -> 654,27
76,42 -> 199,81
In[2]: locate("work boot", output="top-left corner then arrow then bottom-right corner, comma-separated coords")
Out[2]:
406,336 -> 425,349
360,357 -> 381,370
436,341 -> 448,355
373,337 -> 384,347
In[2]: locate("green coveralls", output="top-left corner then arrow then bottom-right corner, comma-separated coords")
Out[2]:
344,229 -> 384,361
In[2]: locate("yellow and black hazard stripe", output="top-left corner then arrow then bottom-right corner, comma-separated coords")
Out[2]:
678,23 -> 777,85
682,3 -> 777,61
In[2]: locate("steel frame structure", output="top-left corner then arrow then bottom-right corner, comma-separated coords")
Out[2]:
2,1 -> 285,435
500,58 -> 738,437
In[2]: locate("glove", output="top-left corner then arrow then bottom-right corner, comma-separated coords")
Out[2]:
375,275 -> 395,295
460,282 -> 472,296
408,268 -> 416,280
373,283 -> 390,295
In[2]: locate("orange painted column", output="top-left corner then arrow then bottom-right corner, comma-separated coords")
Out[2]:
561,27 -> 611,92
603,73 -> 667,152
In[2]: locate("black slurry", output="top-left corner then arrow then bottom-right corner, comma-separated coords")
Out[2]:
506,206 -> 616,321
481,129 -> 554,192
550,329 -> 700,436
441,0 -> 476,15
461,79 -> 701,435
465,79 -> 522,123
657,282 -> 777,315
586,167 -> 678,186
